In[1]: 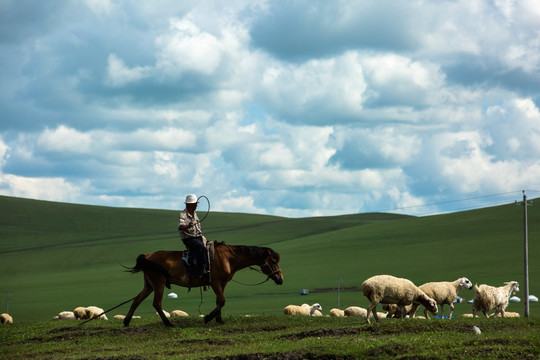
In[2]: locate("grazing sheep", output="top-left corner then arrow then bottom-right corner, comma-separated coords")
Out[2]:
53,311 -> 76,320
472,281 -> 519,318
410,277 -> 473,319
361,275 -> 438,323
1,313 -> 13,324
283,303 -> 322,316
170,310 -> 189,317
382,304 -> 412,318
344,306 -> 368,317
85,306 -> 108,320
73,307 -> 87,319
329,308 -> 345,317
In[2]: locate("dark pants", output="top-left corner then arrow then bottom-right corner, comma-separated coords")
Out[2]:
182,236 -> 208,275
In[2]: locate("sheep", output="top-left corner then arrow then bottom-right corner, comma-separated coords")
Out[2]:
472,281 -> 519,318
361,275 -> 438,323
382,304 -> 412,318
53,311 -> 76,320
1,313 -> 13,324
73,307 -> 87,319
170,310 -> 189,317
283,303 -> 322,316
311,309 -> 323,316
113,314 -> 126,320
156,310 -> 170,318
490,311 -> 520,318
410,277 -> 473,319
329,308 -> 345,317
85,306 -> 108,320
460,313 -> 474,318
344,306 -> 368,317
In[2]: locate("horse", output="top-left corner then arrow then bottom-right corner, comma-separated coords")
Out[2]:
123,241 -> 284,327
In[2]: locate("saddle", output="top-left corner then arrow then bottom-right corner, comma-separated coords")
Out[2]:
182,239 -> 215,285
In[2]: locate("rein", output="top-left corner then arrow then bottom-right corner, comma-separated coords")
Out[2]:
225,243 -> 281,287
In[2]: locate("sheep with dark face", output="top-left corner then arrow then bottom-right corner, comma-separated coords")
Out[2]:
472,281 -> 519,318
361,275 -> 438,323
410,277 -> 473,319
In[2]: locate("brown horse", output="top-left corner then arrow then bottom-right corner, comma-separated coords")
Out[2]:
123,241 -> 283,327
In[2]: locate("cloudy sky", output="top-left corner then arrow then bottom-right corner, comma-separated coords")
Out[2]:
1,0 -> 540,217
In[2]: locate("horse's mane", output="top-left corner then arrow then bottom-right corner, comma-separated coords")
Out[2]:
216,241 -> 280,261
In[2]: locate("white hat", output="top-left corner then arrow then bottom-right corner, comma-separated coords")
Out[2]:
184,194 -> 198,204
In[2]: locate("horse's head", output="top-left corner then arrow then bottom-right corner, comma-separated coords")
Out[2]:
261,248 -> 283,285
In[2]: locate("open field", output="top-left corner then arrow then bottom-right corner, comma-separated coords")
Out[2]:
0,195 -> 539,325
1,316 -> 539,359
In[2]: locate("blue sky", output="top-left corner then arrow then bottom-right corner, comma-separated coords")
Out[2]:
1,0 -> 539,217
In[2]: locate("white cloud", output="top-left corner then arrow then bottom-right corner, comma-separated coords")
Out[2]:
105,54 -> 151,87
156,18 -> 222,76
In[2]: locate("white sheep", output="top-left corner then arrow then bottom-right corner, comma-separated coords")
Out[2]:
361,275 -> 438,323
283,303 -> 322,316
329,308 -> 345,317
170,310 -> 189,317
53,311 -> 76,320
344,306 -> 368,317
410,277 -> 473,319
472,281 -> 519,318
113,314 -> 126,320
490,311 -> 520,318
156,310 -> 171,318
1,313 -> 13,324
73,307 -> 87,319
382,304 -> 412,318
85,306 -> 108,320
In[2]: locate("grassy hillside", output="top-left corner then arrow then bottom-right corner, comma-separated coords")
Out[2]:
0,195 -> 538,323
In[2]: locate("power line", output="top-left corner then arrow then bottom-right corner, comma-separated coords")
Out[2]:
375,190 -> 536,216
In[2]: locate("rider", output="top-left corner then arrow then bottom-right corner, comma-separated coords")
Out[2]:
178,194 -> 209,282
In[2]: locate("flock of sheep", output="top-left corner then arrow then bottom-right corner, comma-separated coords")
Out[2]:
0,275 -> 523,325
284,275 -> 521,323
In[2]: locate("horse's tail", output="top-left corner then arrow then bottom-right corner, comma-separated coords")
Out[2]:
124,254 -> 172,289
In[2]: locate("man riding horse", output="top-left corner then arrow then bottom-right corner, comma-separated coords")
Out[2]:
178,194 -> 209,284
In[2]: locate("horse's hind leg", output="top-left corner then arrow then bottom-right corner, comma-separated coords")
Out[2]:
124,278 -> 153,327
151,278 -> 173,327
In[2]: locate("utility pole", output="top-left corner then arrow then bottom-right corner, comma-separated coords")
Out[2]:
516,190 -> 532,317
336,277 -> 341,308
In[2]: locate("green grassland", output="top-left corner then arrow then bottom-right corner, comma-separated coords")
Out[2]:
0,195 -> 539,323
1,316 -> 539,359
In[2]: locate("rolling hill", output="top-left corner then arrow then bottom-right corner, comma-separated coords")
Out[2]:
0,195 -> 538,322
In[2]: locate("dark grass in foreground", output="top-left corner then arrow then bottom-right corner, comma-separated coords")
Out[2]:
1,316 -> 538,360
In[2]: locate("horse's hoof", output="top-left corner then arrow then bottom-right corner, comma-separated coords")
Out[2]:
216,318 -> 224,324
204,315 -> 212,324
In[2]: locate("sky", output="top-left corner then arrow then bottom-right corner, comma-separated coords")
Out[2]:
1,0 -> 540,217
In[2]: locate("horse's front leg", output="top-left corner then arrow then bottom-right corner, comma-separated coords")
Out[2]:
205,283 -> 226,324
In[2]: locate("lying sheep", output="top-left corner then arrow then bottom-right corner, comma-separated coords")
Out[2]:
490,311 -> 520,318
1,313 -> 13,324
156,310 -> 170,318
410,277 -> 473,319
311,309 -> 323,316
472,281 -> 519,318
283,303 -> 322,316
361,275 -> 438,323
344,306 -> 368,317
170,310 -> 189,317
329,308 -> 345,317
113,314 -> 126,320
53,311 -> 76,320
